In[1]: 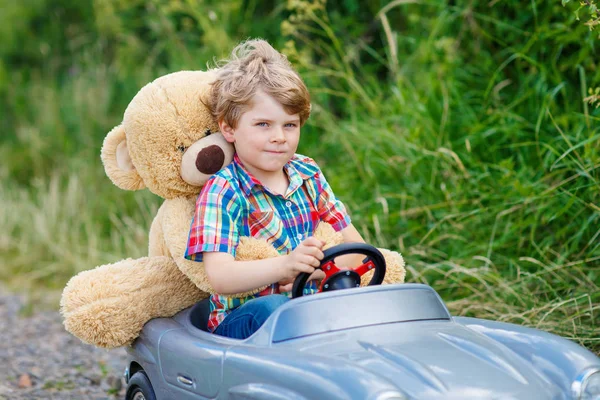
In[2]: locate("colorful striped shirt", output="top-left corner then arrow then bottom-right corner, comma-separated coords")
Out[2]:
185,153 -> 351,332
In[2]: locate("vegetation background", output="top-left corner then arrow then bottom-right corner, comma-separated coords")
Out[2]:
1,0 -> 598,353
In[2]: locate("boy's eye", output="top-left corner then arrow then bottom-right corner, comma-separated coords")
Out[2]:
256,122 -> 269,127
285,123 -> 297,128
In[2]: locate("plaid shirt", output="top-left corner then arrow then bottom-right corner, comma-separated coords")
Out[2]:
185,153 -> 351,332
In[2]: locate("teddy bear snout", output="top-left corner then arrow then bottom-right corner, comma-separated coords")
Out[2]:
180,133 -> 235,186
196,145 -> 224,174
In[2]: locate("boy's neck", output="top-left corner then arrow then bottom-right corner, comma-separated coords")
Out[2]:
234,154 -> 291,196
255,169 -> 289,196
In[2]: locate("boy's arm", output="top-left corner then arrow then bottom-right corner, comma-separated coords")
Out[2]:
203,252 -> 286,295
340,223 -> 365,244
204,237 -> 325,295
185,176 -> 241,264
336,223 -> 367,268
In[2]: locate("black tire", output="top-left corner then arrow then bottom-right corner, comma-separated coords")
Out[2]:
125,371 -> 157,400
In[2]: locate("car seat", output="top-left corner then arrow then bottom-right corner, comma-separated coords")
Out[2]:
189,298 -> 211,332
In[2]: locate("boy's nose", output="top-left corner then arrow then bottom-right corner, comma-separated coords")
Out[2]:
270,128 -> 286,143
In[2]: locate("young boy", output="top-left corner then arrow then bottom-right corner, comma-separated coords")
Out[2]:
185,39 -> 364,339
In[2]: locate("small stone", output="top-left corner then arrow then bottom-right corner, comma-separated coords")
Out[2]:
0,286 -> 128,398
88,373 -> 102,386
18,373 -> 32,388
107,375 -> 122,392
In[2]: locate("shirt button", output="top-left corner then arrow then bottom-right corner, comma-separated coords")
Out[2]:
285,201 -> 292,207
297,234 -> 304,240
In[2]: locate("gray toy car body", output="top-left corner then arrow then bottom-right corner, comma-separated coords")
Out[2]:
124,283 -> 600,400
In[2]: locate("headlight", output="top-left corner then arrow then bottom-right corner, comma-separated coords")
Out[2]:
372,391 -> 407,400
573,368 -> 600,400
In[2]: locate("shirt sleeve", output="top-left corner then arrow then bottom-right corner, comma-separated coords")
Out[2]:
185,176 -> 241,262
314,168 -> 351,232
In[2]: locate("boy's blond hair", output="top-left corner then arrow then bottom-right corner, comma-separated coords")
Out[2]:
209,39 -> 311,129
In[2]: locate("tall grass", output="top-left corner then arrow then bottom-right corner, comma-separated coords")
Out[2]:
0,172 -> 157,288
286,1 -> 600,351
1,0 -> 598,352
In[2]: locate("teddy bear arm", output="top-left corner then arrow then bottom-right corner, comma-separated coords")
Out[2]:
158,198 -> 214,293
60,256 -> 205,348
379,248 -> 407,284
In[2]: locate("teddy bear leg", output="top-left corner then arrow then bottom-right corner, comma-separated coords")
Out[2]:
60,256 -> 206,348
359,248 -> 407,286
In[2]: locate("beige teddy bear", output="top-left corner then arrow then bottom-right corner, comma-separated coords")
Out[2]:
60,70 -> 406,349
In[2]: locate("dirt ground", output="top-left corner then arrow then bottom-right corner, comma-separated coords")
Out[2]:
0,287 -> 128,400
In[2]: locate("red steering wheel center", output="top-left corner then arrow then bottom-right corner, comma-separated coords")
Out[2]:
291,243 -> 386,299
318,259 -> 379,292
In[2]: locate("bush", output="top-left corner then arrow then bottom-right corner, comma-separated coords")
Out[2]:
2,0 -> 598,352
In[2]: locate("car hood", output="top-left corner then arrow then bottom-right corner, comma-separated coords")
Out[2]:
286,320 -> 568,399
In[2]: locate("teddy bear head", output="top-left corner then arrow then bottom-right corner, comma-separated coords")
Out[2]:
101,70 -> 234,199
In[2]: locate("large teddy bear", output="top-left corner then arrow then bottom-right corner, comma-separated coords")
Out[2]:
60,70 -> 406,349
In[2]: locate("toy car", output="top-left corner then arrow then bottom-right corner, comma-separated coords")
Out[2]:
123,243 -> 600,400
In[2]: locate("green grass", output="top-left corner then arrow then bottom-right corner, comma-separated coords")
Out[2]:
1,0 -> 598,353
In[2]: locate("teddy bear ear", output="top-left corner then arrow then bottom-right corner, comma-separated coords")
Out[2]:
100,124 -> 146,191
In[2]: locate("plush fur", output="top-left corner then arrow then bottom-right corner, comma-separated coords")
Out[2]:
60,70 -> 406,349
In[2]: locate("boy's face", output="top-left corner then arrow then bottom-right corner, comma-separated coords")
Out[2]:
220,90 -> 301,184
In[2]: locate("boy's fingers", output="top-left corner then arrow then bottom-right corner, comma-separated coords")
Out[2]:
300,246 -> 324,260
309,270 -> 326,281
302,237 -> 325,248
278,278 -> 293,285
301,265 -> 316,274
279,283 -> 292,292
303,254 -> 321,267
316,249 -> 324,260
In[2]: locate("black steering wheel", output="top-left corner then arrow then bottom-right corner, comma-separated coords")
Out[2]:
291,243 -> 386,299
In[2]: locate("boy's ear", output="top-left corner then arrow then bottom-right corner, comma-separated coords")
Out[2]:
100,124 -> 146,191
219,120 -> 235,143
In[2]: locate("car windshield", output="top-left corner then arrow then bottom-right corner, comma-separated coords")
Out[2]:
271,285 -> 451,343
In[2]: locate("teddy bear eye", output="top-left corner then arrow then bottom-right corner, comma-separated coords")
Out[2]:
177,145 -> 187,153
204,129 -> 212,136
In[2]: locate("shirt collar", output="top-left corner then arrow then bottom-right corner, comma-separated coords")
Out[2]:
233,153 -> 317,197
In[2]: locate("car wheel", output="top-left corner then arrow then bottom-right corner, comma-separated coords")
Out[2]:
126,371 -> 157,400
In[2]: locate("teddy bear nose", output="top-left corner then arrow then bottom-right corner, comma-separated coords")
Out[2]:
195,145 -> 225,175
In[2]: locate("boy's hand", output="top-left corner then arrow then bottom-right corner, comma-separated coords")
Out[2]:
279,269 -> 326,292
278,237 -> 325,288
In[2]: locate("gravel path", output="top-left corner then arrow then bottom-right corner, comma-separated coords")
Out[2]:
0,288 -> 128,399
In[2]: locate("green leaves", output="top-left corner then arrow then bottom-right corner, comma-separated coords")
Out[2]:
2,0 -> 599,353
